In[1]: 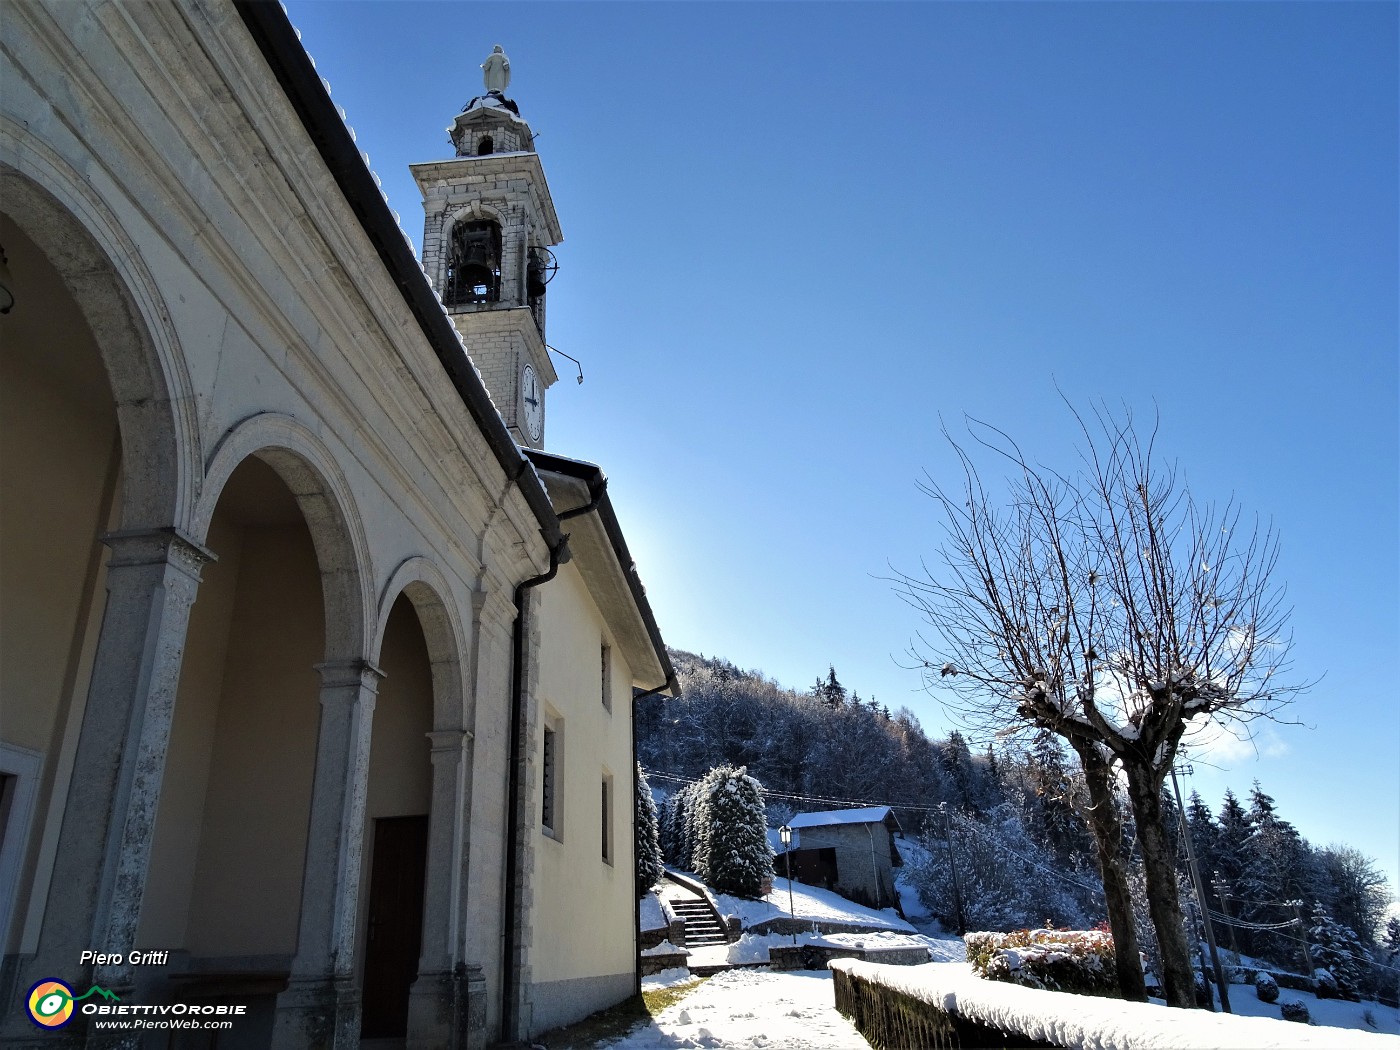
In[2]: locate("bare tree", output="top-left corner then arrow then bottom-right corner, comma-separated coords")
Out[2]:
895,403 -> 1298,1009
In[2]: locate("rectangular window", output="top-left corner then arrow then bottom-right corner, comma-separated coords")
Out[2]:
600,643 -> 612,711
541,724 -> 558,837
600,771 -> 614,864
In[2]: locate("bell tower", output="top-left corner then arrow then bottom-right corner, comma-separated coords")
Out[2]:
411,46 -> 562,448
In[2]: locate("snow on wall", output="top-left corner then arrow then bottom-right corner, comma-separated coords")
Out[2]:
830,960 -> 1400,1050
640,890 -> 667,933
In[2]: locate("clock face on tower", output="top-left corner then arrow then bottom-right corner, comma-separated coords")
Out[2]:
521,363 -> 543,443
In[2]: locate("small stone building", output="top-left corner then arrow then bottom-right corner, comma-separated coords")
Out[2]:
779,808 -> 905,912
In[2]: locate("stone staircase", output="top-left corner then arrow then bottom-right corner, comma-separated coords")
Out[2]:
668,897 -> 728,946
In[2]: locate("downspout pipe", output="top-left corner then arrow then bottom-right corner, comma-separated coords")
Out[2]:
500,479 -> 606,1041
501,535 -> 567,1042
631,680 -> 674,1000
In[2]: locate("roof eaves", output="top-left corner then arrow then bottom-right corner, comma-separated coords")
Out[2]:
523,448 -> 676,694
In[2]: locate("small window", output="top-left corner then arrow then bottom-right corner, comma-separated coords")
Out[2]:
477,136 -> 494,156
542,722 -> 560,837
600,643 -> 612,711
600,771 -> 614,864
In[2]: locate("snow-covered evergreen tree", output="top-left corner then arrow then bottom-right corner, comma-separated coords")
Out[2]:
635,764 -> 665,898
686,767 -> 723,878
1383,917 -> 1400,963
669,784 -> 696,871
694,764 -> 774,897
1309,903 -> 1367,1000
1240,783 -> 1315,964
658,793 -> 679,863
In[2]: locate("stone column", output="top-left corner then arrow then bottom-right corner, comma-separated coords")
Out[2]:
407,729 -> 471,1049
0,528 -> 208,1047
272,660 -> 381,1050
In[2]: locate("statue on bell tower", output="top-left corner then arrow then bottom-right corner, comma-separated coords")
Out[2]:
481,45 -> 511,95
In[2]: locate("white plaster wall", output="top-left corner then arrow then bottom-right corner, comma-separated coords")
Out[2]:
184,520 -> 324,958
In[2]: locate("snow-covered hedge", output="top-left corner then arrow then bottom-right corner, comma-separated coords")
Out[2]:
965,929 -> 1118,996
1255,970 -> 1280,1003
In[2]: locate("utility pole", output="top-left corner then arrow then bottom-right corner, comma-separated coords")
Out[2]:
1213,875 -> 1240,959
940,803 -> 967,936
1172,766 -> 1230,1012
1186,897 -> 1215,1010
1289,901 -> 1316,978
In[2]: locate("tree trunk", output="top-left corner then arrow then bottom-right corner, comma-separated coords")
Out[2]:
1071,740 -> 1147,1002
1124,762 -> 1196,1008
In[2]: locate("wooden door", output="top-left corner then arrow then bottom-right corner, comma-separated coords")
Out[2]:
360,814 -> 429,1038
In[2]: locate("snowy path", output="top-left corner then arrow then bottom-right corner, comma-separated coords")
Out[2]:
599,970 -> 869,1049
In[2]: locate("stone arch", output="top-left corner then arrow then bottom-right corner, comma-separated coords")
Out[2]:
366,559 -> 477,1043
445,199 -> 510,232
0,160 -> 197,531
196,413 -> 373,663
374,557 -> 470,730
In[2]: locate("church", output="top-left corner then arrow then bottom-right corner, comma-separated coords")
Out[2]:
0,2 -> 673,1046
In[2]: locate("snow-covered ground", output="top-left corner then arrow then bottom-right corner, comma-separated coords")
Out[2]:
600,969 -> 869,1049
833,960 -> 1400,1048
714,877 -> 915,933
1202,984 -> 1400,1037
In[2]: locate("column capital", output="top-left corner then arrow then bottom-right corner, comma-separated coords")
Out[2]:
102,526 -> 215,579
426,728 -> 473,756
314,659 -> 385,692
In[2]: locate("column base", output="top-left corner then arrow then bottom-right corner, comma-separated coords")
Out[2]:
406,964 -> 488,1050
272,975 -> 360,1050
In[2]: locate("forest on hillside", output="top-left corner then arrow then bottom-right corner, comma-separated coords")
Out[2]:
637,649 -> 1398,995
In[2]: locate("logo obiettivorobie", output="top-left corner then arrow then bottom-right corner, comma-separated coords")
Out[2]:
26,979 -> 120,1029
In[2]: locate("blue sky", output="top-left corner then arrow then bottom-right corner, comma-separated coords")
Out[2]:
285,1 -> 1398,889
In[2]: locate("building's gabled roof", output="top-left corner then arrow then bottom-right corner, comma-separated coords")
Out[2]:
523,447 -> 676,695
787,806 -> 903,832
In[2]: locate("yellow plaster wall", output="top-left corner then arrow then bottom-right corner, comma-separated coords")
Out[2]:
354,594 -> 433,977
183,521 -> 323,958
531,562 -> 636,985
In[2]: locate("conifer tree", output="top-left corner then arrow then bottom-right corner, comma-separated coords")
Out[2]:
686,768 -> 726,878
1383,917 -> 1400,963
635,764 -> 665,898
1241,783 -> 1315,962
670,785 -> 695,871
818,666 -> 847,707
1309,902 -> 1366,1000
695,764 -> 774,897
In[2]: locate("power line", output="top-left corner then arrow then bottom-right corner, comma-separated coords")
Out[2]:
941,808 -> 1105,898
646,768 -> 953,815
649,766 -> 1103,897
1201,913 -> 1400,976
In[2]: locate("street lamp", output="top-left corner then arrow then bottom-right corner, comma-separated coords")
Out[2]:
778,824 -> 796,946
